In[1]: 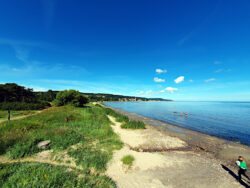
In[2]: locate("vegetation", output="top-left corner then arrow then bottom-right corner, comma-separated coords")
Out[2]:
53,90 -> 89,107
103,107 -> 129,122
0,102 -> 49,110
121,120 -> 146,129
0,83 -> 50,110
0,110 -> 36,121
121,155 -> 135,166
37,90 -> 57,102
83,93 -> 171,102
0,104 -> 122,186
0,162 -> 115,188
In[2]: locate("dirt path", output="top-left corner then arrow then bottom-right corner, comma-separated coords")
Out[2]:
0,110 -> 42,124
0,150 -> 82,171
106,116 -> 246,188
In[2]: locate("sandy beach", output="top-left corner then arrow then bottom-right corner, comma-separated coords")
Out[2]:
104,104 -> 250,188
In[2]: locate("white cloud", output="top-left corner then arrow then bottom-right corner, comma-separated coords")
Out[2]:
154,77 -> 165,83
166,87 -> 178,93
174,76 -> 184,84
205,78 -> 216,83
136,91 -> 144,95
146,90 -> 152,95
160,87 -> 178,94
160,89 -> 165,93
156,69 -> 167,74
189,79 -> 194,82
29,86 -> 47,92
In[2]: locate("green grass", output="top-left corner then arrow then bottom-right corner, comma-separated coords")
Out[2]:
0,162 -> 115,188
102,107 -> 129,122
121,155 -> 135,166
121,120 -> 146,129
0,104 -> 123,186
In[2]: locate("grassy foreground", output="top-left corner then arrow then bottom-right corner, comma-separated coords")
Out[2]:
0,104 -> 123,187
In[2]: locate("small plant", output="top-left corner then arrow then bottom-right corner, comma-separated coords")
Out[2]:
121,120 -> 146,129
121,155 -> 135,166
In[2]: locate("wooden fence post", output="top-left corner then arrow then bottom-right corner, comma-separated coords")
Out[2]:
8,108 -> 10,122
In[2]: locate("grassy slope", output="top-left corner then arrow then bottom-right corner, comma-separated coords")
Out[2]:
0,104 -> 123,187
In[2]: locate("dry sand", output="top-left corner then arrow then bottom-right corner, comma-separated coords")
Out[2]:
106,116 -> 248,188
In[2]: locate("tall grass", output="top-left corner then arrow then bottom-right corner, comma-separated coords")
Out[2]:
0,162 -> 115,188
0,105 -> 123,186
101,106 -> 129,122
121,120 -> 146,129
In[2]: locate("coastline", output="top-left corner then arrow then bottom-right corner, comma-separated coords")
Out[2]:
103,103 -> 250,187
102,103 -> 250,164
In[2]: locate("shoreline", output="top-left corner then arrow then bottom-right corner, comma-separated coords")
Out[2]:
104,104 -> 250,187
102,103 -> 250,164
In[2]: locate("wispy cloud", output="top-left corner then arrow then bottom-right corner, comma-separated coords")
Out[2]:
161,87 -> 178,93
166,87 -> 178,93
174,76 -> 184,84
146,90 -> 152,95
14,47 -> 30,62
154,77 -> 165,83
214,69 -> 223,73
189,79 -> 194,82
136,91 -> 144,95
214,61 -> 222,65
205,78 -> 216,83
214,68 -> 231,73
0,38 -> 56,49
156,68 -> 167,74
12,68 -> 21,72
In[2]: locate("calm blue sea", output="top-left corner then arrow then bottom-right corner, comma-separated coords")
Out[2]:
104,101 -> 250,146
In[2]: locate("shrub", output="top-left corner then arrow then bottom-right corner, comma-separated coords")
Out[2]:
0,102 -> 50,110
121,120 -> 146,129
53,90 -> 89,107
121,155 -> 135,166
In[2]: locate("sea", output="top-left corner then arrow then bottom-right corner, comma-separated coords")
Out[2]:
104,101 -> 250,146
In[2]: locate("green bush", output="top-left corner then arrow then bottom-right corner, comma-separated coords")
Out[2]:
121,155 -> 135,166
53,90 -> 89,107
0,102 -> 50,110
121,120 -> 146,129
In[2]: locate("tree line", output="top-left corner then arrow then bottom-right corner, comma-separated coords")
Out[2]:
0,83 -> 170,110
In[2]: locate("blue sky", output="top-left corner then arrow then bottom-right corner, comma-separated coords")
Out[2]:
0,0 -> 250,101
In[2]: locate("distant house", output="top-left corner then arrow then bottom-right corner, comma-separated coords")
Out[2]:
129,97 -> 137,101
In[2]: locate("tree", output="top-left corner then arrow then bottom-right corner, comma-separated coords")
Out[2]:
53,90 -> 89,107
